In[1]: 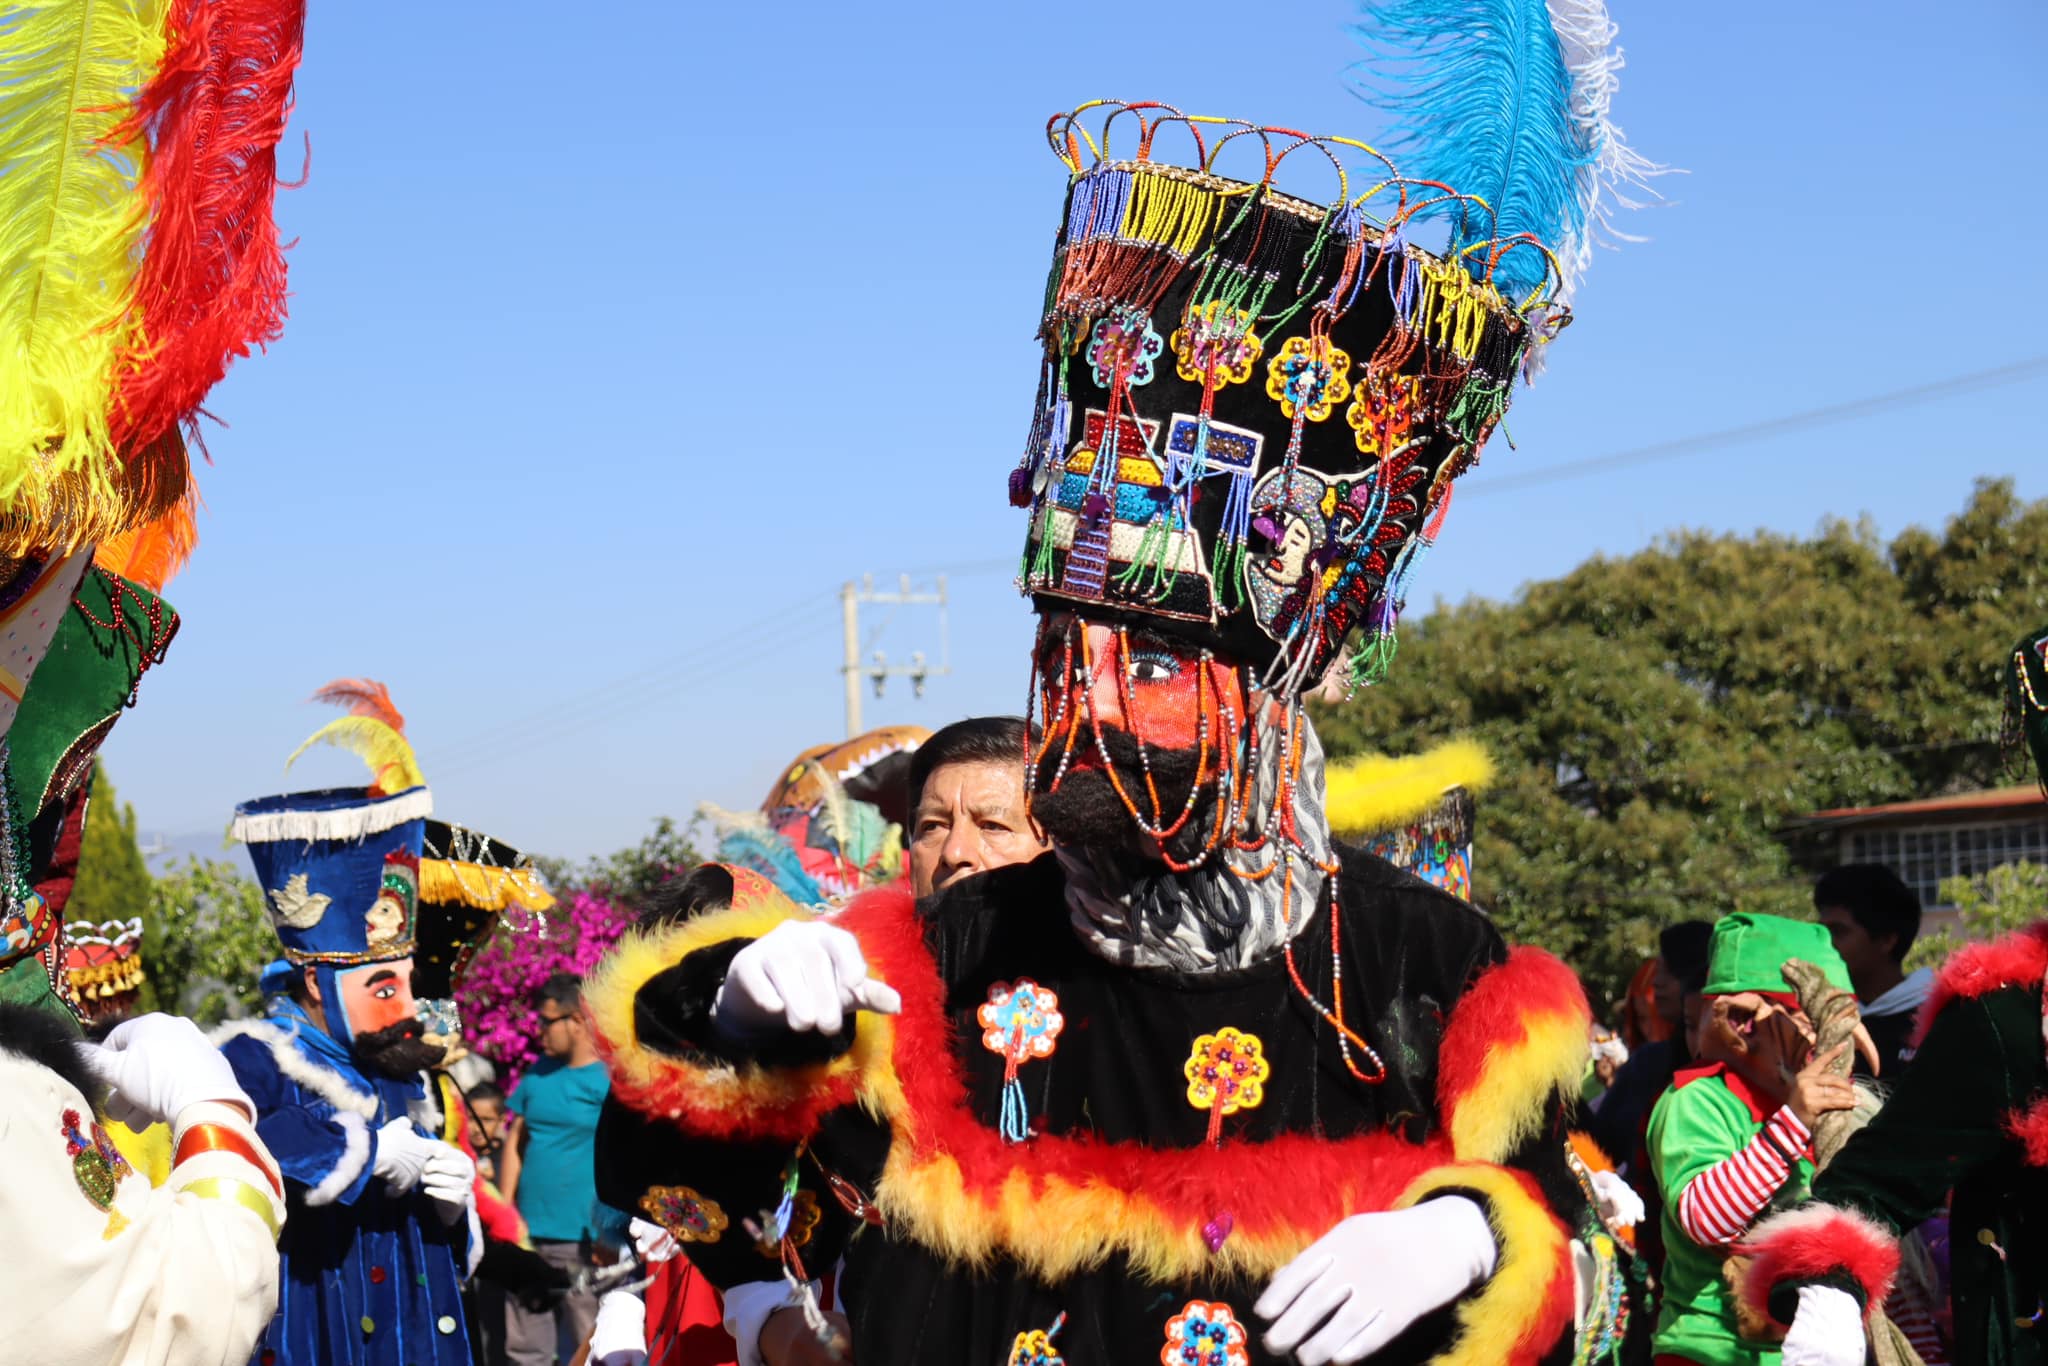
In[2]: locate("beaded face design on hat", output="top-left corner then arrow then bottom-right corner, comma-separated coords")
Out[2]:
1011,103 -> 1565,699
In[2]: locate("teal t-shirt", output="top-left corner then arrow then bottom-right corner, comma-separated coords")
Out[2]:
509,1057 -> 610,1242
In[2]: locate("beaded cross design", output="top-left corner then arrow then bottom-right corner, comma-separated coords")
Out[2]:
980,979 -> 1064,1143
1182,1028 -> 1270,1146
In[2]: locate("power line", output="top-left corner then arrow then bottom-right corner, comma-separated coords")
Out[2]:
1466,355 -> 2048,495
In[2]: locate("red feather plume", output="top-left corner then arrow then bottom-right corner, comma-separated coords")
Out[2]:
311,678 -> 407,735
110,0 -> 308,454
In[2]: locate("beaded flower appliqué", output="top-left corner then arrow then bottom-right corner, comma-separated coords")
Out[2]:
980,979 -> 1064,1142
1183,1027 -> 1270,1146
640,1184 -> 727,1244
1161,1300 -> 1251,1366
1265,336 -> 1353,423
1171,302 -> 1263,391
1088,306 -> 1165,389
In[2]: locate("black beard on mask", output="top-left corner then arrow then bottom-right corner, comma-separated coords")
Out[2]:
352,1017 -> 448,1080
1032,726 -> 1223,866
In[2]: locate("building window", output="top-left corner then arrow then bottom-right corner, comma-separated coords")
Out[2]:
1846,820 -> 2048,906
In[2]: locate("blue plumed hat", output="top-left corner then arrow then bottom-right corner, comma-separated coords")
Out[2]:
233,680 -> 431,968
233,785 -> 431,966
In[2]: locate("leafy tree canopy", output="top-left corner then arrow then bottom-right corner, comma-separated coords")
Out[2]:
1314,478 -> 2048,1010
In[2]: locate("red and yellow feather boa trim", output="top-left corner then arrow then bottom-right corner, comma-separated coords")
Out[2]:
1394,1164 -> 1576,1366
1435,945 -> 1592,1164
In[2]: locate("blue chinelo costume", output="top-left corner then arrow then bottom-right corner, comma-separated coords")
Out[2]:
219,783 -> 477,1365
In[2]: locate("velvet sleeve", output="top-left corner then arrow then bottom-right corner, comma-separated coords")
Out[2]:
220,1033 -> 375,1208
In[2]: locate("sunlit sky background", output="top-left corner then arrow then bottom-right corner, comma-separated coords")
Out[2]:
106,0 -> 2048,863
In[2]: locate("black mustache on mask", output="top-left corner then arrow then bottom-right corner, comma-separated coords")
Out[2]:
352,1017 -> 448,1080
1031,725 -> 1222,864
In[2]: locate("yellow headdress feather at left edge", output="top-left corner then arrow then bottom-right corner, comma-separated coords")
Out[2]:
1324,737 -> 1495,837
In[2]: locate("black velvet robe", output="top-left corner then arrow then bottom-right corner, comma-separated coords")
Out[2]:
593,849 -> 1589,1365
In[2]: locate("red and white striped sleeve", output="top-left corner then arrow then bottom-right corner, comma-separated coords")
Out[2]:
1676,1105 -> 1811,1247
167,1100 -> 287,1239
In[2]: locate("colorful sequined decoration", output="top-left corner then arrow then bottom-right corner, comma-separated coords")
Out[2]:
1008,1312 -> 1068,1366
639,1184 -> 728,1244
1160,1300 -> 1251,1366
1087,306 -> 1165,391
1182,1028 -> 1270,1146
979,978 -> 1064,1143
1265,335 -> 1353,424
63,1107 -> 132,1237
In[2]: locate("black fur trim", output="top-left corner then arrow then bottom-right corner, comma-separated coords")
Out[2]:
0,1001 -> 103,1108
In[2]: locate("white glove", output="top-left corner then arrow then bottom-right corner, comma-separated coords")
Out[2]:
76,1014 -> 254,1128
713,920 -> 901,1036
1256,1197 -> 1498,1366
588,1289 -> 648,1366
630,1217 -> 681,1264
724,1278 -> 805,1366
1589,1169 -> 1645,1230
1780,1284 -> 1866,1366
371,1118 -> 437,1193
420,1141 -> 476,1210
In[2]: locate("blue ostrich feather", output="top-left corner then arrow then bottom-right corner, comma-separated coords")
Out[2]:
1352,0 -> 1663,316
1351,0 -> 1591,301
716,828 -> 825,906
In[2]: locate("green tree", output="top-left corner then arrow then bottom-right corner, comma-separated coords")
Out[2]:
1907,861 -> 2047,972
140,857 -> 275,1024
1313,479 -> 2048,1013
68,760 -> 154,925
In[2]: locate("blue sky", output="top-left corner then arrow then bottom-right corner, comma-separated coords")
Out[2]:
104,0 -> 2048,861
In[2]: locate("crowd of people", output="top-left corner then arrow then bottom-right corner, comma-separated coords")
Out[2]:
3,2 -> 2045,1365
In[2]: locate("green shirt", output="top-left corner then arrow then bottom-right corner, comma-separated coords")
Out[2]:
1648,1067 -> 1814,1366
509,1057 -> 611,1242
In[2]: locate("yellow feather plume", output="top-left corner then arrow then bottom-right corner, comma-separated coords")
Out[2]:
286,716 -> 426,796
1324,737 -> 1495,836
0,0 -> 168,549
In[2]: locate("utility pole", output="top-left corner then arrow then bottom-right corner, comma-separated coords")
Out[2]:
838,574 -> 950,737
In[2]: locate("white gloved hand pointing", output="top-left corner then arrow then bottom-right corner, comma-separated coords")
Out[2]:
1256,1197 -> 1498,1365
371,1118 -> 437,1193
1779,1284 -> 1866,1366
76,1014 -> 254,1128
713,920 -> 900,1037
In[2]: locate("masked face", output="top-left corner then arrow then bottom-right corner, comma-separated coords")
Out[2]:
1696,991 -> 1814,1102
334,958 -> 447,1079
1029,614 -> 1249,865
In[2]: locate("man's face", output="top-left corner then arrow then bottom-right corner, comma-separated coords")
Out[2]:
908,759 -> 1049,898
330,958 -> 447,1079
1029,614 -> 1248,863
537,998 -> 582,1060
1816,905 -> 1890,998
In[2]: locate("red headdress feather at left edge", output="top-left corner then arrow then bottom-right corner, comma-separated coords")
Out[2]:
110,0 -> 308,455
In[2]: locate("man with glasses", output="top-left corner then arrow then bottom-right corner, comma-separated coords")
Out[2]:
502,973 -> 611,1363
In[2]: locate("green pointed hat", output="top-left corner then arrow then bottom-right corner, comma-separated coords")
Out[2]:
1702,912 -> 1852,997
